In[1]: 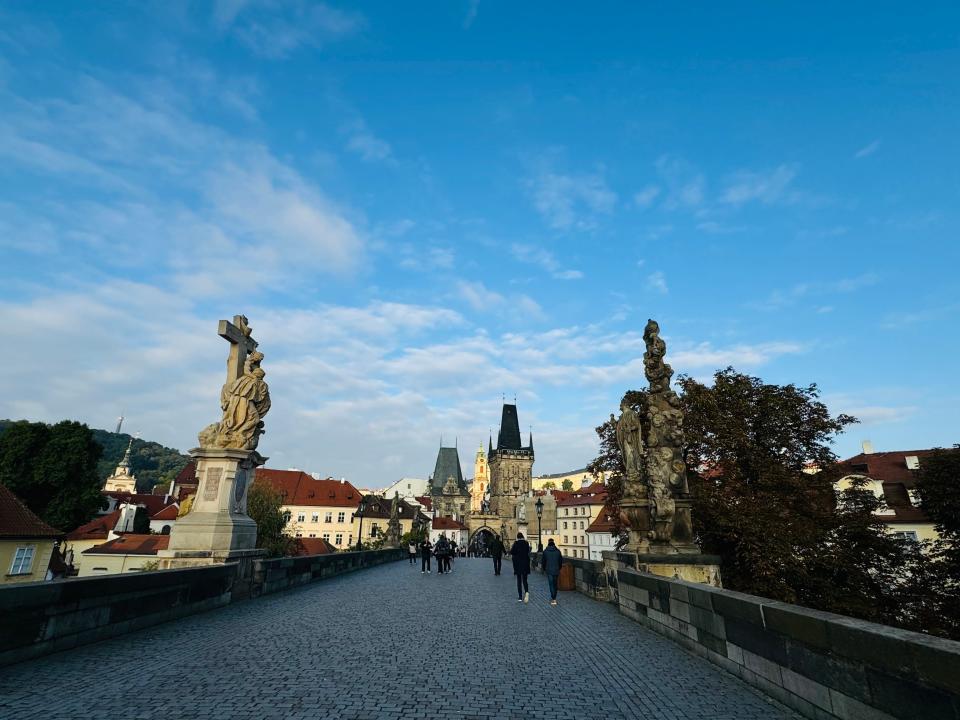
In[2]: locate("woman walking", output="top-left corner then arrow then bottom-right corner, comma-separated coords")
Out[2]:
511,532 -> 531,603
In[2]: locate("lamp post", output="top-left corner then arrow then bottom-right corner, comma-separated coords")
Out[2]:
535,497 -> 544,551
355,499 -> 367,551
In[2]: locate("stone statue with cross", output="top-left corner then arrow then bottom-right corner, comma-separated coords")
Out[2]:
162,314 -> 271,564
198,315 -> 271,452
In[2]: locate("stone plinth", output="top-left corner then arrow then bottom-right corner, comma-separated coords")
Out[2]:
159,446 -> 265,567
603,550 -> 722,587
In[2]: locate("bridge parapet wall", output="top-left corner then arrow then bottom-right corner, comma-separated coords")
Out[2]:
0,548 -> 405,668
532,553 -> 960,720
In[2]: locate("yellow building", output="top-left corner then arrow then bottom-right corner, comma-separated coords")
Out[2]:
533,468 -> 607,492
257,469 -> 364,551
471,444 -> 488,512
556,483 -> 608,559
837,446 -> 940,543
0,484 -> 63,584
357,494 -> 425,545
79,534 -> 169,576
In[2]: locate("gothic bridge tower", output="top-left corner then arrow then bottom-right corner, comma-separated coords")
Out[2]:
488,402 -> 534,520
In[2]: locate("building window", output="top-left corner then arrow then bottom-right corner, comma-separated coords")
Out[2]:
322,533 -> 330,541
371,524 -> 380,537
348,534 -> 353,546
579,521 -> 584,529
324,512 -> 332,523
311,513 -> 319,523
337,512 -> 345,523
297,513 -> 305,523
562,521 -> 567,529
308,533 -> 316,538
295,533 -> 303,538
563,535 -> 568,543
564,508 -> 568,516
9,546 -> 34,575
891,531 -> 919,543
335,533 -> 343,545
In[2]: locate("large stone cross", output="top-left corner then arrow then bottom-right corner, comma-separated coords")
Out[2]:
218,315 -> 258,385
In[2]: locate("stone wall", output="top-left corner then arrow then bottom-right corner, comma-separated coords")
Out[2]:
532,554 -> 960,720
0,548 -> 406,667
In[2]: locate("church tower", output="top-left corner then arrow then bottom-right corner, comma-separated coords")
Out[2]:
103,438 -> 138,493
488,403 -> 534,519
471,443 -> 488,512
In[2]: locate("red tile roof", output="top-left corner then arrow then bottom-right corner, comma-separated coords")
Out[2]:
557,488 -> 608,507
256,469 -> 362,507
432,516 -> 466,530
0,483 -> 63,538
839,450 -> 940,487
295,537 -> 336,556
174,461 -> 197,484
586,505 -> 618,534
67,509 -> 122,540
415,496 -> 433,511
151,504 -> 179,521
103,492 -> 173,518
82,534 -> 170,555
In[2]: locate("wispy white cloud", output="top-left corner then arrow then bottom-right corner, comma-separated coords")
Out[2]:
654,155 -> 704,210
646,271 -> 668,294
458,280 -> 505,310
342,118 -> 393,163
633,185 -> 660,209
720,164 -> 797,206
214,0 -> 364,59
527,164 -> 617,230
855,140 -> 880,159
752,273 -> 880,312
510,243 -> 583,280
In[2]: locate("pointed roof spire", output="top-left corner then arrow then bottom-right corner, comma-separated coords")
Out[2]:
119,437 -> 133,470
529,426 -> 534,450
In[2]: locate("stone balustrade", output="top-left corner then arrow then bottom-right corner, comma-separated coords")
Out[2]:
532,553 -> 960,720
0,548 -> 405,667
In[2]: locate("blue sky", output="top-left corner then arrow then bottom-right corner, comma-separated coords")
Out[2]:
1,1 -> 958,486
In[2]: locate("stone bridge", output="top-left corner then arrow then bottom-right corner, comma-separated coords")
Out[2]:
1,558 -> 793,720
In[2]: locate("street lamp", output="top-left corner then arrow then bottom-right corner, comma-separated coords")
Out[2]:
355,499 -> 367,551
535,497 -> 544,551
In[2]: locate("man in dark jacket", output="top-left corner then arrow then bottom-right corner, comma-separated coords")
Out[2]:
542,538 -> 563,606
511,532 -> 532,603
489,534 -> 505,576
420,537 -> 432,574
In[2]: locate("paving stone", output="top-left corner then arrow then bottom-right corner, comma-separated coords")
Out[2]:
0,559 -> 798,719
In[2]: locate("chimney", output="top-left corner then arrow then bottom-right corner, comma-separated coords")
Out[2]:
310,472 -> 320,480
862,440 -> 875,455
340,478 -> 346,484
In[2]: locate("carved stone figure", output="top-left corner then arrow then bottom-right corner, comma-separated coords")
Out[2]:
199,351 -> 272,450
615,400 -> 644,481
643,319 -> 673,393
384,492 -> 402,547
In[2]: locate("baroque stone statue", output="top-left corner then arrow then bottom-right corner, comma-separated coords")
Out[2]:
615,399 -> 644,482
199,317 -> 272,451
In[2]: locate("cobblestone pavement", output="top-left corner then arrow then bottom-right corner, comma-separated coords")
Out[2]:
1,558 -> 797,720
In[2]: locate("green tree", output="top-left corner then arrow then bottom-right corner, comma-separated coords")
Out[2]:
0,420 -> 105,531
91,429 -> 190,492
246,477 -> 297,557
541,481 -> 556,490
585,369 -> 957,635
561,479 -> 574,491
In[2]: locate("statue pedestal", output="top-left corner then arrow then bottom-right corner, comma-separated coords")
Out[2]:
604,550 -> 722,587
159,447 -> 266,567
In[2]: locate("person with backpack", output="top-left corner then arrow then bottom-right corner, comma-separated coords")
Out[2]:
435,534 -> 450,574
511,532 -> 532,603
541,538 -> 563,606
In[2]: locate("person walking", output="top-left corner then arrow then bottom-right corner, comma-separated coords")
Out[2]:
435,534 -> 450,574
448,540 -> 457,571
408,539 -> 418,566
542,538 -> 563,606
490,534 -> 505,576
420,536 -> 432,574
511,532 -> 532,603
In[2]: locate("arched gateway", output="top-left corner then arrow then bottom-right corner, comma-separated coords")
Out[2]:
468,527 -> 497,556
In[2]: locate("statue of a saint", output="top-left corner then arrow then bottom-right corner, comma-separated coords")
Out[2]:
213,350 -> 272,450
615,400 -> 644,480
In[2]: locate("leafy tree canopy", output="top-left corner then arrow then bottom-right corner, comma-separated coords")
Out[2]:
561,479 -> 574,491
587,368 -> 959,638
0,420 -> 105,531
246,477 -> 297,557
540,481 -> 556,490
